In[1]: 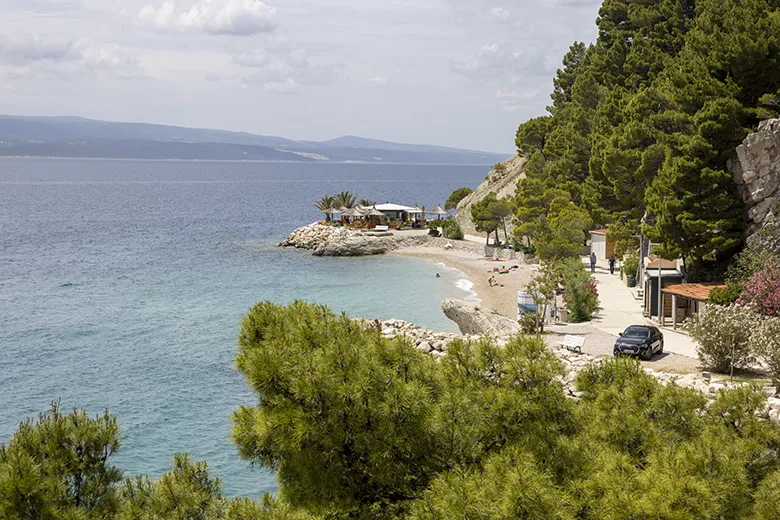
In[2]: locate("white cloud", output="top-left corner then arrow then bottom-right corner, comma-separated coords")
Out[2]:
0,33 -> 141,79
497,88 -> 539,112
490,7 -> 512,23
451,43 -> 550,112
229,48 -> 337,93
138,0 -> 276,36
362,76 -> 387,88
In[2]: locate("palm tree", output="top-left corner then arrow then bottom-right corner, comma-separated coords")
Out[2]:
359,199 -> 377,207
335,191 -> 357,209
314,195 -> 336,221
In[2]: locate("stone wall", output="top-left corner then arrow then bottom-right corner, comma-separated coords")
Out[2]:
730,118 -> 780,253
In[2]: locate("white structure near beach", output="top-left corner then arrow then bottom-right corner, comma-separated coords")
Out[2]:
374,203 -> 417,220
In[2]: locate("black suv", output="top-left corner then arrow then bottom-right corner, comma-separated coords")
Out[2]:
613,325 -> 664,360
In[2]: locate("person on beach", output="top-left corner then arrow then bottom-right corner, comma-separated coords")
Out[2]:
590,252 -> 597,273
436,273 -> 441,278
488,276 -> 497,287
608,254 -> 616,275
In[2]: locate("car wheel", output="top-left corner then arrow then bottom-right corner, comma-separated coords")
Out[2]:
641,345 -> 653,361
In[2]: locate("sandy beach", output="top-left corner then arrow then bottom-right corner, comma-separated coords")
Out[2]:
391,245 -> 534,319
392,243 -> 701,373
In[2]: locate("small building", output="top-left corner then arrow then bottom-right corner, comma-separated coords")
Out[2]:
374,203 -> 415,221
642,257 -> 684,319
589,229 -> 616,260
660,283 -> 726,329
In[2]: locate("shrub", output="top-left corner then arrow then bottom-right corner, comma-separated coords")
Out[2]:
749,317 -> 780,383
519,312 -> 539,334
685,304 -> 760,374
441,218 -> 464,240
708,284 -> 742,306
561,259 -> 599,323
737,257 -> 780,316
622,253 -> 639,279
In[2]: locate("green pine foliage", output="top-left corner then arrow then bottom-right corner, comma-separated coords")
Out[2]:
512,0 -> 780,276
232,301 -> 780,519
3,302 -> 780,518
444,188 -> 473,211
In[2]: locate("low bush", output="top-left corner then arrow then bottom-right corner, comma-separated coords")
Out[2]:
749,317 -> 780,383
441,218 -> 464,240
685,304 -> 760,374
737,257 -> 780,317
561,259 -> 599,323
708,284 -> 743,306
519,312 -> 539,334
622,253 -> 639,279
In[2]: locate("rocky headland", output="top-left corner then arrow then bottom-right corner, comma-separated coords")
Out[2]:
279,223 -> 427,256
455,155 -> 526,238
280,222 -> 523,259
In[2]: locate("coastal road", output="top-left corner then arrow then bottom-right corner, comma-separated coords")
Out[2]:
587,259 -> 699,360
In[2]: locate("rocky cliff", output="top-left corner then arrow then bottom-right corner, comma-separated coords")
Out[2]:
730,118 -> 780,253
455,155 -> 526,238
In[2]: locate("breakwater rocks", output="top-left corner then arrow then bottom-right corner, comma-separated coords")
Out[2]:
279,223 -> 428,256
374,318 -> 780,422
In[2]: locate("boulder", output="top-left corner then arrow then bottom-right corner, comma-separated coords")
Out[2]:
441,298 -> 522,337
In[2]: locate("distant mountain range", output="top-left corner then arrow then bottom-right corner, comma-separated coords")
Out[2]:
0,115 -> 509,165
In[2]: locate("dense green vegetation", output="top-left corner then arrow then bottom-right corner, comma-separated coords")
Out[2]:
513,0 -> 780,276
444,188 -> 472,211
4,301 -> 780,518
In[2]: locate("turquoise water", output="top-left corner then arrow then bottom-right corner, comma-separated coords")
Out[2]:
0,159 -> 486,497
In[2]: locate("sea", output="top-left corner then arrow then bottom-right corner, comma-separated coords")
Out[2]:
0,158 -> 487,498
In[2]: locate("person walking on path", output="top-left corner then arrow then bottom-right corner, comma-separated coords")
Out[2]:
608,254 -> 616,275
590,252 -> 597,273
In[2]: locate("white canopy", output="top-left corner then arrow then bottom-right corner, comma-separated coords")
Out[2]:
374,203 -> 416,212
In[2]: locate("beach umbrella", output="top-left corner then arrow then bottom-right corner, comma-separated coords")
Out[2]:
340,207 -> 365,217
365,206 -> 386,217
430,204 -> 448,220
407,205 -> 423,214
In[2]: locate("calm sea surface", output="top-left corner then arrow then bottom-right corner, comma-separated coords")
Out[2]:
0,158 -> 487,497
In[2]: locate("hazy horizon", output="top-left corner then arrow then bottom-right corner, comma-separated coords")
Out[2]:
0,0 -> 602,154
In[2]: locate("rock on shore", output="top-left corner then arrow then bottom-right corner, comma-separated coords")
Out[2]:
279,223 -> 429,256
441,298 -> 522,337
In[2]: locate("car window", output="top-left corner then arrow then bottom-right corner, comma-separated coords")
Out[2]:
624,327 -> 650,338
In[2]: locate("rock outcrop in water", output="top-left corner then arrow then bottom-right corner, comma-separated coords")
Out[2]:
730,118 -> 780,253
441,298 -> 522,337
279,223 -> 429,256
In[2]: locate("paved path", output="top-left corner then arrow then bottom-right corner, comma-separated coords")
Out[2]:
585,258 -> 699,359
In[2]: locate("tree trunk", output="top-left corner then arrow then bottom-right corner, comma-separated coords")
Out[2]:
494,228 -> 500,246
486,232 -> 490,245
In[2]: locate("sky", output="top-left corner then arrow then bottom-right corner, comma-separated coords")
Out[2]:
0,0 -> 602,153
